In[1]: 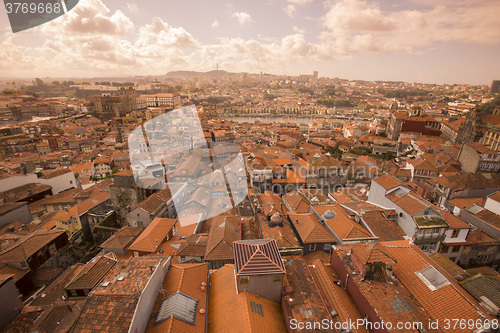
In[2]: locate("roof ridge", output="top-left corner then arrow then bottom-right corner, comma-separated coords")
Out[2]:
237,246 -> 259,274
256,246 -> 286,273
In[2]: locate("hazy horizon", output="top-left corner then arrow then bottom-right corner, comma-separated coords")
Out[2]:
1,0 -> 499,85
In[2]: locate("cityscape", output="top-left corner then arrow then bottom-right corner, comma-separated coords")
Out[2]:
1,0 -> 500,333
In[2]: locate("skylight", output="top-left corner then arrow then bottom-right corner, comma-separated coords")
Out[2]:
154,292 -> 198,326
415,266 -> 450,291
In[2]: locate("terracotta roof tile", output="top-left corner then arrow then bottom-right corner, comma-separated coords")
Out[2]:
92,256 -> 167,296
429,253 -> 470,280
128,218 -> 177,253
447,197 -> 485,209
208,264 -> 287,332
71,294 -> 138,333
386,192 -> 428,216
204,215 -> 241,261
324,205 -> 373,241
287,212 -> 335,244
146,263 -> 208,333
282,256 -> 331,331
233,239 -> 286,276
100,226 -> 142,250
308,259 -> 368,333
381,241 -> 493,330
438,209 -> 470,229
0,229 -> 66,263
373,174 -> 402,190
31,264 -> 85,306
65,255 -> 117,291
1,307 -> 44,333
281,192 -> 309,213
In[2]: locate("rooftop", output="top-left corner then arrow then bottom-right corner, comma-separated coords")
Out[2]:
71,294 -> 139,333
146,263 -> 208,333
233,239 -> 286,276
92,256 -> 168,296
100,226 -> 142,250
128,218 -> 177,253
204,215 -> 241,261
282,256 -> 331,329
208,264 -> 287,332
65,254 -> 117,291
0,229 -> 66,263
287,212 -> 335,244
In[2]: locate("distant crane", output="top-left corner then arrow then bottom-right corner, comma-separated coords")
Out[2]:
7,82 -> 21,102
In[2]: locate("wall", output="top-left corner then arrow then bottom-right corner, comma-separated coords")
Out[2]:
330,249 -> 388,333
128,257 -> 171,333
127,208 -> 151,228
0,277 -> 23,331
443,228 -> 468,244
368,183 -> 416,238
237,274 -> 283,303
459,210 -> 500,240
457,145 -> 480,173
0,203 -> 32,228
0,172 -> 76,194
484,196 -> 500,215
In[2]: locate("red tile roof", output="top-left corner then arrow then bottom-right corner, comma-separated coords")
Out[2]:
0,229 -> 66,263
65,255 -> 117,291
373,174 -> 402,190
146,263 -> 208,333
100,226 -> 142,250
324,205 -> 374,240
233,239 -> 286,276
287,212 -> 335,244
71,294 -> 139,333
438,209 -> 471,229
204,215 -> 241,261
386,192 -> 428,216
381,241 -> 493,329
128,218 -> 177,253
208,264 -> 287,332
308,259 -> 369,333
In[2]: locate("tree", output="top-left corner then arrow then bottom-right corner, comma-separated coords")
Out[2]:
33,78 -> 46,87
323,85 -> 336,97
263,92 -> 277,101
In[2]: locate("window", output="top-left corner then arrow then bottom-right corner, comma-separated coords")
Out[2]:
452,245 -> 460,253
272,274 -> 282,282
309,244 -> 316,251
477,254 -> 493,264
451,229 -> 459,238
440,246 -> 449,253
240,276 -> 250,285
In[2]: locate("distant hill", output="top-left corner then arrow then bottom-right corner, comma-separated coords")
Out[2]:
165,70 -> 236,78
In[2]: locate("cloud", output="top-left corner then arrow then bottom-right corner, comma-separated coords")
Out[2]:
211,20 -> 219,28
323,0 -> 395,35
321,0 -> 500,55
232,12 -> 254,25
288,0 -> 313,4
55,0 -> 133,35
126,3 -> 138,12
134,17 -> 198,57
292,26 -> 305,34
1,0 -> 499,78
284,4 -> 296,18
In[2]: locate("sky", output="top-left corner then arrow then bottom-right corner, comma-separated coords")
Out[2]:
1,0 -> 499,84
